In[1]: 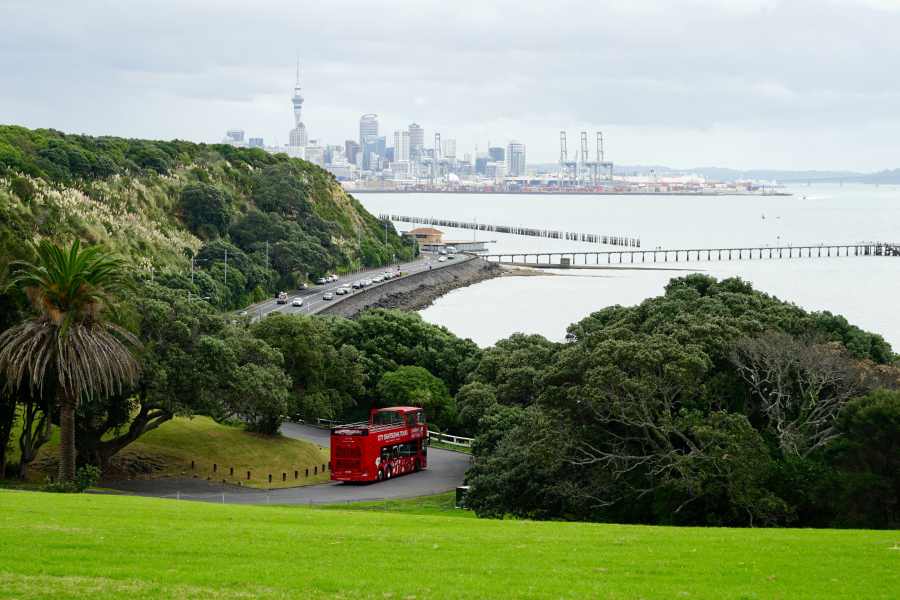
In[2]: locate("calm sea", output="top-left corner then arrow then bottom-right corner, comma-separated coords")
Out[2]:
357,184 -> 900,350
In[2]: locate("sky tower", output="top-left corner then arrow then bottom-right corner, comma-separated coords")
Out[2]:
291,57 -> 304,127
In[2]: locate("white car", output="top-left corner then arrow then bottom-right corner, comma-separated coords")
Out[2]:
332,274 -> 339,281
292,298 -> 303,307
372,275 -> 384,283
438,256 -> 447,262
336,286 -> 350,295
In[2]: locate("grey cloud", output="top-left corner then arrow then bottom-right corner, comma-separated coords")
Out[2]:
1,0 -> 898,169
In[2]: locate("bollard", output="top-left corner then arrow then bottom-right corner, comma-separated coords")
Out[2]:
50,476 -> 53,483
247,471 -> 251,480
214,463 -> 217,472
314,466 -> 317,475
230,467 -> 233,476
191,460 -> 194,470
328,461 -> 331,470
283,473 -> 286,482
269,474 -> 272,483
222,479 -> 226,483
295,470 -> 298,479
322,463 -> 325,472
305,468 -> 308,477
207,476 -> 211,480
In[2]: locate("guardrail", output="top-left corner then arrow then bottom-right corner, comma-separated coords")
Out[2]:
428,431 -> 473,448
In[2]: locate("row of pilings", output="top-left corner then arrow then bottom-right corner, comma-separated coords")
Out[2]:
381,214 -> 640,248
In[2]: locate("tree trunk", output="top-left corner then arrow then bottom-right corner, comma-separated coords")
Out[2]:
18,397 -> 51,483
57,388 -> 77,485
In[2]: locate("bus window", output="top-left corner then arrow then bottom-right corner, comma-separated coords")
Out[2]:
372,410 -> 407,426
381,446 -> 390,462
415,411 -> 426,426
422,438 -> 428,456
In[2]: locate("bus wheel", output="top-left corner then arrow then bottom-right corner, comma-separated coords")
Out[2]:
386,468 -> 392,480
377,469 -> 383,483
414,459 -> 420,472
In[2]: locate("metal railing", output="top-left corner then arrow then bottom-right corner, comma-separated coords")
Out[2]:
428,431 -> 473,447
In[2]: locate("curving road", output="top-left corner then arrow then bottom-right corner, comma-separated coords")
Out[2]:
240,250 -> 468,320
103,423 -> 470,505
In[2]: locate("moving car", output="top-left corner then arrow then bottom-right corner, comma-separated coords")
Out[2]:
276,291 -> 288,304
316,277 -> 327,285
292,298 -> 303,307
438,256 -> 447,262
352,281 -> 363,289
448,254 -> 456,260
237,310 -> 248,316
298,283 -> 308,291
372,275 -> 384,283
336,286 -> 349,295
393,271 -> 401,278
323,292 -> 334,300
363,278 -> 373,286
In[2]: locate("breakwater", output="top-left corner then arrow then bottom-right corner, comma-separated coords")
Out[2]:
316,257 -> 502,320
382,214 -> 639,247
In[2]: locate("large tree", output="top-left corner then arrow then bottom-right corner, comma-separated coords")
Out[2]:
0,240 -> 141,484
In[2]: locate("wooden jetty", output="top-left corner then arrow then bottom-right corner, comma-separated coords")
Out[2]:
481,242 -> 900,266
382,214 -> 639,248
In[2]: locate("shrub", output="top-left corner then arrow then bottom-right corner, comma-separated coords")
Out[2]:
10,177 -> 37,203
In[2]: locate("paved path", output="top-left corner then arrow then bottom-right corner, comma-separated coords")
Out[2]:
103,423 -> 470,505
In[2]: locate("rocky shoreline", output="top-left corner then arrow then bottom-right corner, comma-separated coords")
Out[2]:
316,257 -> 502,320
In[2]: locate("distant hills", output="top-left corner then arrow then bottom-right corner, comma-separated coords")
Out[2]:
527,164 -> 900,183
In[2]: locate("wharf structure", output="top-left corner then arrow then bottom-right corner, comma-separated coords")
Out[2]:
481,242 -> 900,267
384,214 -> 639,248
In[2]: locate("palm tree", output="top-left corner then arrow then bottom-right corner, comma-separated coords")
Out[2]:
0,239 -> 141,485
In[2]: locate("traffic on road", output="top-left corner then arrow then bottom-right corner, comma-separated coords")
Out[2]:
236,251 -> 463,321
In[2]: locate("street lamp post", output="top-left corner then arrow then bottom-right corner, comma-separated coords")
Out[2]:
191,257 -> 208,284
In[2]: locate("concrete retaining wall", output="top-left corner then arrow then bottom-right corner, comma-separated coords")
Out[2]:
316,257 -> 502,320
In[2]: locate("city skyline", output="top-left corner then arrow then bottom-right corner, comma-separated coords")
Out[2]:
3,1 -> 900,171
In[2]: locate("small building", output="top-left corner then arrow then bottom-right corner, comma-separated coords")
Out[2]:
408,227 -> 444,244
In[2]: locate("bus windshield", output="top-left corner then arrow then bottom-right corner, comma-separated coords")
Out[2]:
371,410 -> 406,426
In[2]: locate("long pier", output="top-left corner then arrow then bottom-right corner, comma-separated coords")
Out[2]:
481,242 -> 900,266
383,214 -> 640,248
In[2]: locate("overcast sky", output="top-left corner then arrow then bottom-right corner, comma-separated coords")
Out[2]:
2,0 -> 899,170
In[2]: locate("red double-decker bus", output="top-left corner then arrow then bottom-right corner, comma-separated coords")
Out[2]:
330,406 -> 429,483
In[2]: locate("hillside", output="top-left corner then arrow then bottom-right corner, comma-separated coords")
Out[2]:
0,125 -> 415,309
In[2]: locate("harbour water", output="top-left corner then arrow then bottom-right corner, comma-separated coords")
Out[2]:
357,184 -> 900,349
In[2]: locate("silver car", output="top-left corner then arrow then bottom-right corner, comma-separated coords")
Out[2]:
292,298 -> 303,307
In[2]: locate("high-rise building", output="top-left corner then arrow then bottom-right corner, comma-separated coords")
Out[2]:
359,114 -> 378,145
489,146 -> 505,163
408,123 -> 424,152
249,138 -> 264,149
289,125 -> 308,150
475,153 -> 490,175
507,141 -> 527,177
227,129 -> 245,143
393,130 -> 410,162
361,136 -> 386,170
441,136 -> 457,158
345,140 -> 360,165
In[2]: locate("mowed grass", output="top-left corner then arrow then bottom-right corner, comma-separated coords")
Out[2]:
2,491 -> 899,599
3,416 -> 331,489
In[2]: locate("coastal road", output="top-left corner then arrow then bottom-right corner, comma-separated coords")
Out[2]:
102,423 -> 470,505
239,251 -> 470,320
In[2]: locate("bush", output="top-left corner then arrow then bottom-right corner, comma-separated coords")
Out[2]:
3,461 -> 20,479
41,466 -> 102,494
10,177 -> 37,203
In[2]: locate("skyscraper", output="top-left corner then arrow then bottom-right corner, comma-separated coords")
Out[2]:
227,129 -> 245,143
345,140 -> 360,165
489,146 -> 505,163
249,138 -> 264,149
441,136 -> 457,158
359,114 -> 378,145
507,141 -> 527,177
408,123 -> 424,153
393,130 -> 410,162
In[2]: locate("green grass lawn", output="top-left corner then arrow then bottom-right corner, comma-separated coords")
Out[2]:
2,491 -> 898,599
2,416 -> 331,489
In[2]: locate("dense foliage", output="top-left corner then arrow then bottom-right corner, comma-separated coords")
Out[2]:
462,274 -> 900,528
0,125 -> 413,311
